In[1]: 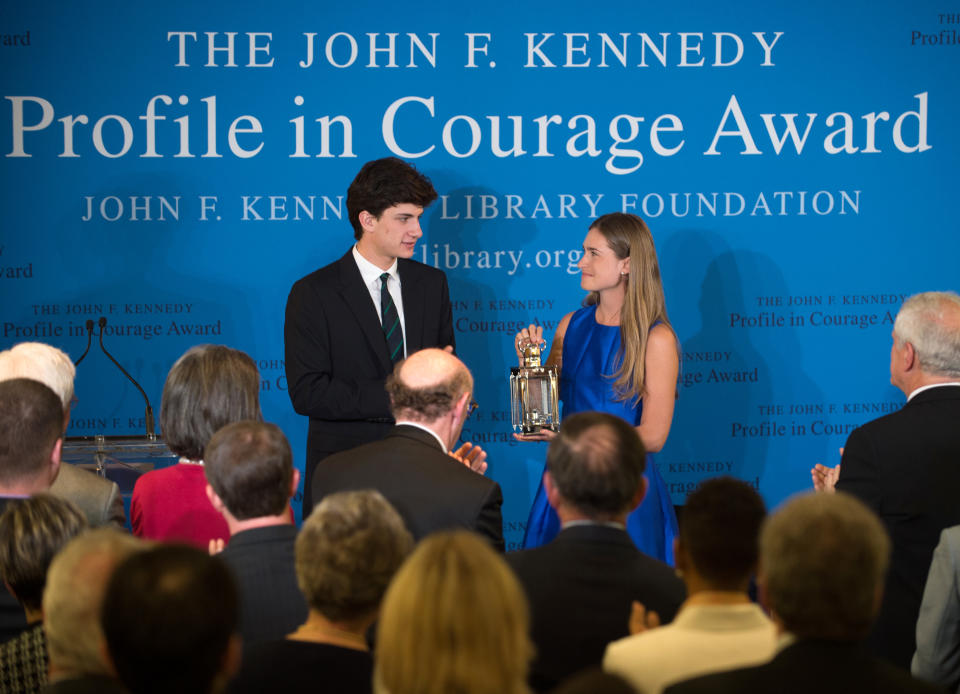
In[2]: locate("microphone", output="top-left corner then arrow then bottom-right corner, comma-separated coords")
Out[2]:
97,317 -> 156,439
73,319 -> 95,366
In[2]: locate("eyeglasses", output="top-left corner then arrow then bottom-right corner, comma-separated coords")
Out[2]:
466,399 -> 479,418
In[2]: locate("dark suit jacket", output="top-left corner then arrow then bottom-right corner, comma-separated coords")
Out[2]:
284,250 -> 454,509
506,525 -> 685,692
219,525 -> 308,646
836,385 -> 960,670
311,425 -> 504,551
665,639 -> 943,694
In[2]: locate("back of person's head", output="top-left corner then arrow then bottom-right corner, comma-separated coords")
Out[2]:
204,420 -> 293,520
893,290 -> 960,378
43,528 -> 144,677
297,490 -> 413,622
0,378 -> 64,488
101,544 -> 239,694
346,157 -> 438,239
376,531 -> 533,694
0,493 -> 88,612
385,348 -> 472,424
680,477 -> 766,590
160,345 -> 261,461
0,342 -> 75,413
761,491 -> 890,641
545,411 -> 646,520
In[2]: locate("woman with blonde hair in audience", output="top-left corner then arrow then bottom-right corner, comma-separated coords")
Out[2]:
375,530 -> 534,694
130,344 -> 261,548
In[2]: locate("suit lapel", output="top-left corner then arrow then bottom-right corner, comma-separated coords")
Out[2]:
336,252 -> 392,371
399,260 -> 425,351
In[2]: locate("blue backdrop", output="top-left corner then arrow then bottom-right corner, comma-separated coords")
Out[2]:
2,1 -> 957,548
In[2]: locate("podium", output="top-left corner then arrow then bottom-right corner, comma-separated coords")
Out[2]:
62,435 -> 179,495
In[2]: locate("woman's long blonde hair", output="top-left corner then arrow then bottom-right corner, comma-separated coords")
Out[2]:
375,531 -> 533,694
585,213 -> 675,403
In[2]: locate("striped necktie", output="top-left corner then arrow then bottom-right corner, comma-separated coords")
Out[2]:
380,272 -> 404,364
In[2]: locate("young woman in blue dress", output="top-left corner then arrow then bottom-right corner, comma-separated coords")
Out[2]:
513,212 -> 680,563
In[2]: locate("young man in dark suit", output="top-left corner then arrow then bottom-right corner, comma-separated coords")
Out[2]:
813,291 -> 960,669
284,158 -> 455,513
311,348 -> 503,551
507,412 -> 685,692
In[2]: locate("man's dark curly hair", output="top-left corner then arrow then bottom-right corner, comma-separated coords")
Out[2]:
346,157 -> 438,239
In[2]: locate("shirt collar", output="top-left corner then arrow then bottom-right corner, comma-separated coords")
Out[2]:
560,519 -> 627,531
395,420 -> 447,454
908,382 -> 960,401
353,245 -> 399,288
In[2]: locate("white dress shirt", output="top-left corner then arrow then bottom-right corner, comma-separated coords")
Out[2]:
352,245 -> 407,357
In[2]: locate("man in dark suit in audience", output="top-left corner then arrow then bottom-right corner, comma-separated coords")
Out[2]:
284,157 -> 455,513
813,291 -> 960,670
0,378 -> 64,643
507,412 -> 685,692
203,420 -> 307,646
311,348 -> 504,551
665,492 -> 941,694
0,342 -> 125,528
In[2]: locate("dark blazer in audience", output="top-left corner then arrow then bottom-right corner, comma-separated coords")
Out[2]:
312,425 -> 504,551
229,641 -> 372,694
219,525 -> 307,646
508,524 -> 685,692
837,385 -> 960,670
665,639 -> 943,694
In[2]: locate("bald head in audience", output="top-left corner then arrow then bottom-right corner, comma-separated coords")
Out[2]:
386,347 -> 474,452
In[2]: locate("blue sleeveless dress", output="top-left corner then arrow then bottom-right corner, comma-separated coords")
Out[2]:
521,305 -> 679,564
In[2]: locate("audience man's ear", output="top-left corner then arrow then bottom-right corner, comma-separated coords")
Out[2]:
629,476 -> 648,512
289,468 -> 301,500
543,471 -> 563,512
48,437 -> 63,484
205,484 -> 227,515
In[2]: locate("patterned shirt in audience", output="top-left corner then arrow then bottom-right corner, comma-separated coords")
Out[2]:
0,623 -> 47,693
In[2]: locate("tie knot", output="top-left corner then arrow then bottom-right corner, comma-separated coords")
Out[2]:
380,272 -> 390,285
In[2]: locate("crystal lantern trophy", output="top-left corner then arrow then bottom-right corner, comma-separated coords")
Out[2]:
510,339 -> 560,434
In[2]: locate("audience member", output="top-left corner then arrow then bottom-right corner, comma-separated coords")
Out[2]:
312,348 -> 504,550
551,669 -> 636,694
507,411 -> 685,692
912,523 -> 960,690
604,477 -> 774,693
203,420 -> 307,645
812,291 -> 960,669
0,378 -> 65,643
43,528 -> 144,693
130,345 -> 261,548
0,494 -> 87,692
665,492 -> 941,694
0,342 -> 125,528
101,545 -> 240,694
375,530 -> 533,694
230,490 -> 413,694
